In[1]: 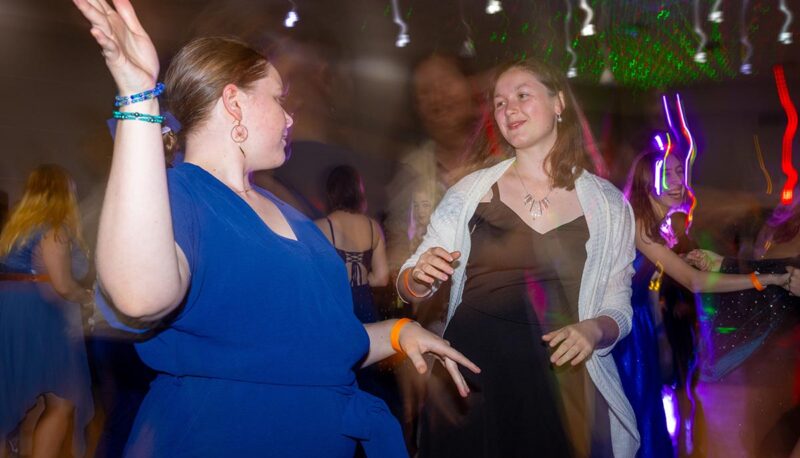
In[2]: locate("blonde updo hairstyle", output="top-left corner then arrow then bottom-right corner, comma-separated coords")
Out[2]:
162,36 -> 271,156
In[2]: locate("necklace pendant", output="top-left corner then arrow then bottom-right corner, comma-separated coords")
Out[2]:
530,199 -> 543,219
523,193 -> 533,206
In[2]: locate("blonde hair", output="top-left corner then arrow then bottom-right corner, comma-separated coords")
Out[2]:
0,164 -> 84,257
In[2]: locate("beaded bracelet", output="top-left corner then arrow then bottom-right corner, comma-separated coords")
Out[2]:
114,82 -> 165,107
112,111 -> 165,124
390,318 -> 413,354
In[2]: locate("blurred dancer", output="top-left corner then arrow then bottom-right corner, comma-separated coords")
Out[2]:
688,198 -> 800,457
386,53 -> 480,274
0,165 -> 94,458
624,146 -> 790,457
385,53 -> 481,451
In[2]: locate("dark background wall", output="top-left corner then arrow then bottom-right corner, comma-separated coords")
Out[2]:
1,0 -> 798,253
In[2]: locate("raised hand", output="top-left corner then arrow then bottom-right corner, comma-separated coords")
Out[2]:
72,0 -> 159,94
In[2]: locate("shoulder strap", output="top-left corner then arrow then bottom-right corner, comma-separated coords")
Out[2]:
490,182 -> 501,203
326,217 -> 336,247
367,216 -> 375,250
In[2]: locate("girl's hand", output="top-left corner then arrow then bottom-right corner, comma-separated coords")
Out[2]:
411,247 -> 460,287
397,321 -> 480,398
684,249 -> 724,272
787,266 -> 800,296
766,270 -> 791,289
542,319 -> 602,367
73,0 -> 159,93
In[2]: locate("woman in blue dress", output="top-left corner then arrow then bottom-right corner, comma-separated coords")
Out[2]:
71,0 -> 478,456
0,165 -> 94,457
621,146 -> 791,457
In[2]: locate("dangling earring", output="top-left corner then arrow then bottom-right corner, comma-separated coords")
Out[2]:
556,113 -> 563,123
230,119 -> 249,157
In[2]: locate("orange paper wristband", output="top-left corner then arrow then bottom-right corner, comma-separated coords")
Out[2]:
391,318 -> 413,354
749,272 -> 765,291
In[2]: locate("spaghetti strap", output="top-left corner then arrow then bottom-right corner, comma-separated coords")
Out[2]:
326,217 -> 336,247
490,182 -> 501,203
367,217 -> 375,250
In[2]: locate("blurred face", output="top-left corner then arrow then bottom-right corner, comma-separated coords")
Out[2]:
243,65 -> 294,170
493,67 -> 563,152
413,57 -> 475,141
68,178 -> 78,199
652,154 -> 685,208
412,191 -> 433,227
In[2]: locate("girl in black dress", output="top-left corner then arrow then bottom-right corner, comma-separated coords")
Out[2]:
398,59 -> 639,457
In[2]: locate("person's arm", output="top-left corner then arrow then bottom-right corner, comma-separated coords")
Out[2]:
74,0 -> 189,319
362,319 -> 480,397
636,225 -> 787,293
39,228 -> 92,304
367,219 -> 389,287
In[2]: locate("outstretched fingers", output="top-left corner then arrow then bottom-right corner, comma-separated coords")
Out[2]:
432,341 -> 480,375
443,357 -> 470,397
73,0 -> 109,29
406,348 -> 429,375
112,0 -> 147,35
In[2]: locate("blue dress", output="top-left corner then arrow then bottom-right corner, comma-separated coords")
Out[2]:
612,252 -> 673,458
0,230 -> 94,457
97,162 -> 404,457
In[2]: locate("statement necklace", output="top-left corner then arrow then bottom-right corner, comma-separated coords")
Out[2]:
513,161 -> 553,220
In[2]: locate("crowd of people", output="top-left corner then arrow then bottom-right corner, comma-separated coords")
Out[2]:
0,0 -> 798,457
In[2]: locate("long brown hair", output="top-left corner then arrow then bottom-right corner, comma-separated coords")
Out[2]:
0,165 -> 84,256
466,58 -> 591,190
627,147 -> 687,243
163,36 -> 270,155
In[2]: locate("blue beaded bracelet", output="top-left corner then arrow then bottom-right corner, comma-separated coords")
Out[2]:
112,111 -> 165,124
114,83 -> 165,107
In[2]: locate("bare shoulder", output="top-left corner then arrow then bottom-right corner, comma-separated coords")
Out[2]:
42,226 -> 71,245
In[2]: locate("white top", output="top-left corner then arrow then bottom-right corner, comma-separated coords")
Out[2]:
400,157 -> 640,457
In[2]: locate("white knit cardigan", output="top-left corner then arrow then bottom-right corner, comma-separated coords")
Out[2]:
400,158 -> 640,457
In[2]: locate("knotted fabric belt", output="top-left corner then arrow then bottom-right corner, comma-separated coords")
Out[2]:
340,385 -> 406,457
